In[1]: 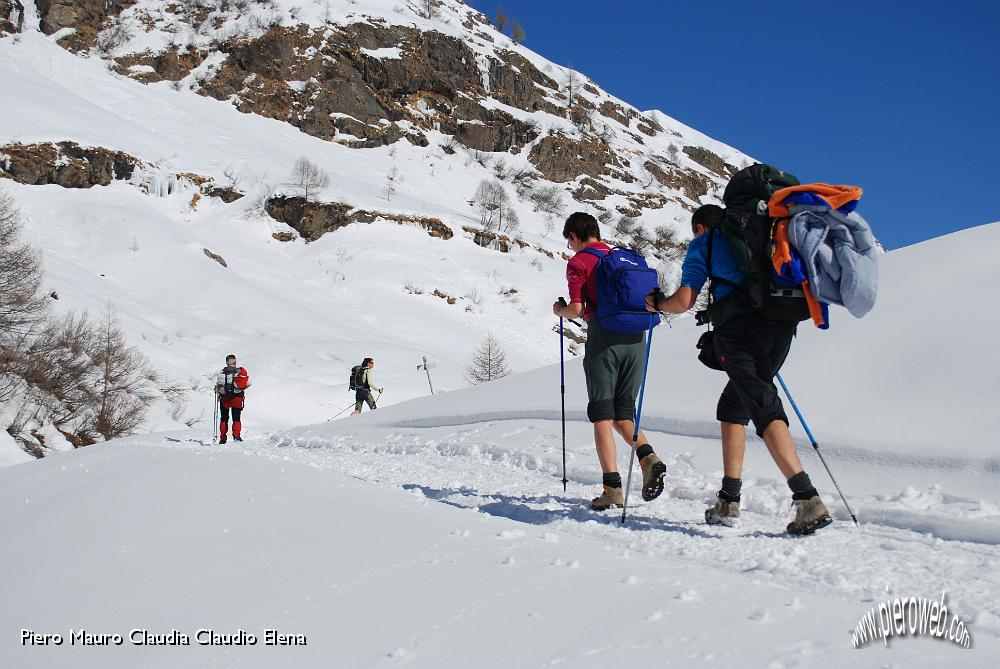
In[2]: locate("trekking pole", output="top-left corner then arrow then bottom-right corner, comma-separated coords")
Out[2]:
559,315 -> 568,492
212,389 -> 218,444
326,401 -> 357,422
621,313 -> 656,525
373,389 -> 383,408
559,297 -> 579,492
775,372 -> 859,526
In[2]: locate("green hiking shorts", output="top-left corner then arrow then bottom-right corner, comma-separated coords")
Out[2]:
582,319 -> 645,423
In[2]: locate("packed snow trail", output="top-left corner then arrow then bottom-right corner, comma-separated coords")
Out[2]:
213,417 -> 1000,632
3,434 -> 996,669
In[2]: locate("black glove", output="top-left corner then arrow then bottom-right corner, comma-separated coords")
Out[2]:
646,287 -> 666,312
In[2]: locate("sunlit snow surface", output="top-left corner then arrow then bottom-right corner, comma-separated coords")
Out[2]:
2,4 -> 999,666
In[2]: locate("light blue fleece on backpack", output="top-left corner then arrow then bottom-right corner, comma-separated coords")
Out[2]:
787,205 -> 879,318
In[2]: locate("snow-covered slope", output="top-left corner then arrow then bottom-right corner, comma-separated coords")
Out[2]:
2,222 -> 999,667
356,220 -> 1000,460
0,11 -> 750,456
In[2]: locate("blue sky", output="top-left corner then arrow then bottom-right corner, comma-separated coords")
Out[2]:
470,0 -> 999,249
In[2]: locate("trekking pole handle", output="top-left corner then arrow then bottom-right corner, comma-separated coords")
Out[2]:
645,288 -> 667,315
556,296 -> 583,328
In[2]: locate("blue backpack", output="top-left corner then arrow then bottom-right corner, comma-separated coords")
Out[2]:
582,247 -> 660,334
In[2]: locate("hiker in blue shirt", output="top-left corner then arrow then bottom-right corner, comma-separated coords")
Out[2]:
646,204 -> 832,535
678,216 -> 745,303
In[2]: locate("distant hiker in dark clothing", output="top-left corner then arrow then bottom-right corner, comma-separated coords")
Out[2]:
647,204 -> 832,534
351,358 -> 383,416
216,354 -> 251,443
552,212 -> 666,511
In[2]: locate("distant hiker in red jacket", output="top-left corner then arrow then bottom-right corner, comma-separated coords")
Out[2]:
216,354 -> 250,443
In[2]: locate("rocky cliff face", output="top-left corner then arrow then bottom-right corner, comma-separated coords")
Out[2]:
0,141 -> 138,187
10,0 -> 748,235
35,0 -> 133,50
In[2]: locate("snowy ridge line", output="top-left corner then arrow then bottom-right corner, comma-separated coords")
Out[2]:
359,411 -> 1000,474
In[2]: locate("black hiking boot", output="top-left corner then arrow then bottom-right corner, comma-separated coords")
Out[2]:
233,436 -> 243,442
219,436 -> 227,444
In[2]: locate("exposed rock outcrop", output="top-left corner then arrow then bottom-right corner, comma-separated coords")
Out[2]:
528,133 -> 620,183
683,146 -> 737,179
265,196 -> 453,242
203,248 -> 227,268
643,159 -> 712,202
199,22 -> 498,148
206,186 -> 244,203
0,142 -> 244,202
36,0 -> 135,51
0,0 -> 24,35
34,3 -> 743,222
114,46 -> 207,84
463,225 -> 511,253
0,141 -> 138,187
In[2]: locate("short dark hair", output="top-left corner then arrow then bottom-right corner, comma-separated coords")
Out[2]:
226,354 -> 237,363
691,205 -> 724,234
562,212 -> 600,242
362,357 -> 374,366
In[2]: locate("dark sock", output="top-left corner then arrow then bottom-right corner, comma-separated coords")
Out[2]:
602,472 -> 622,488
787,471 -> 818,501
635,444 -> 654,460
719,476 -> 742,502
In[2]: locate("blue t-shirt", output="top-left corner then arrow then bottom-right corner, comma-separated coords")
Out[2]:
680,229 -> 745,301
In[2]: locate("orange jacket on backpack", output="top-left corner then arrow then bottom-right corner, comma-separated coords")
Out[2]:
768,184 -> 864,218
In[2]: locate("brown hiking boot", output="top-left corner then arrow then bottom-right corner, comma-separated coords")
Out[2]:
705,494 -> 741,527
591,485 -> 624,510
639,453 -> 666,502
786,496 -> 833,535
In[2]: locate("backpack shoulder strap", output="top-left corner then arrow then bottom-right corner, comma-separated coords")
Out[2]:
580,246 -> 610,260
705,229 -> 741,291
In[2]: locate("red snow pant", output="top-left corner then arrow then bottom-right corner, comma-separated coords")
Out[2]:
219,395 -> 245,439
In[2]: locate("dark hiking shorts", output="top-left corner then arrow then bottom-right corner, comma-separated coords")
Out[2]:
713,312 -> 796,437
582,319 -> 645,423
355,389 -> 376,412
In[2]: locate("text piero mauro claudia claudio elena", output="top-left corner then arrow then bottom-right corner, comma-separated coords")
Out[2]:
21,628 -> 307,647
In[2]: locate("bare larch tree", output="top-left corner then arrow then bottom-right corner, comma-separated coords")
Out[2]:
292,157 -> 330,200
465,334 -> 512,385
89,305 -> 160,441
